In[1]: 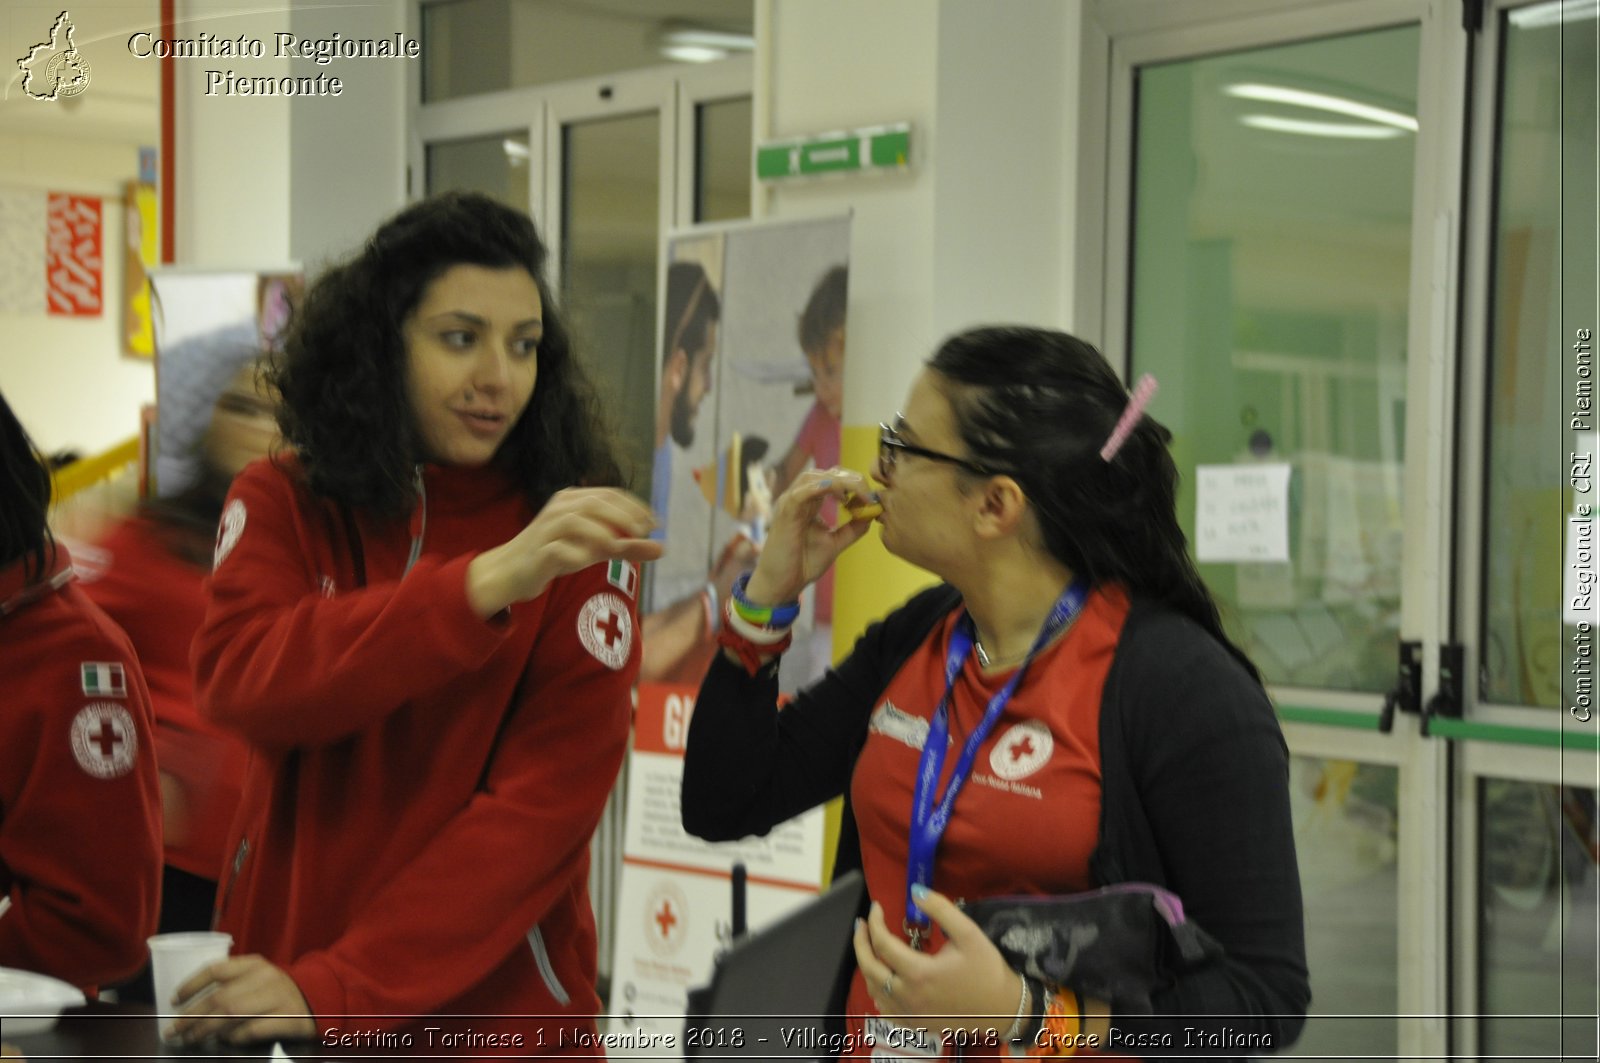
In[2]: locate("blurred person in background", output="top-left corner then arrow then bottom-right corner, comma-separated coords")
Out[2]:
0,390 -> 161,993
80,360 -> 279,969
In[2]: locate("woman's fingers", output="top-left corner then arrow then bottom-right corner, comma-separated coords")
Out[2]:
543,487 -> 658,539
907,886 -> 987,951
517,489 -> 664,576
864,898 -> 925,983
853,910 -> 899,1016
771,467 -> 871,521
617,538 -> 666,563
165,956 -> 312,1046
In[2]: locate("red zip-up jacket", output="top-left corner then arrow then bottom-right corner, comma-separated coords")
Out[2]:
193,458 -> 638,1050
0,549 -> 163,990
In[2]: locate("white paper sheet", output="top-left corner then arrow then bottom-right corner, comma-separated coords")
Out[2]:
1196,463 -> 1292,563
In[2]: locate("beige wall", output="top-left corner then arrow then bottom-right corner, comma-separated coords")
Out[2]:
174,0 -> 408,270
757,0 -> 1085,642
0,1 -> 162,454
0,0 -> 412,455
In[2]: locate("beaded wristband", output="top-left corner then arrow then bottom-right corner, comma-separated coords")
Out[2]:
724,602 -> 791,645
729,572 -> 801,628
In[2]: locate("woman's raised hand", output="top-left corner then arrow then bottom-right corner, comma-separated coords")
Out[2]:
467,487 -> 663,618
742,467 -> 877,607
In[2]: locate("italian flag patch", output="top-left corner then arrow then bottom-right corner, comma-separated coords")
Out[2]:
81,662 -> 127,697
607,559 -> 638,599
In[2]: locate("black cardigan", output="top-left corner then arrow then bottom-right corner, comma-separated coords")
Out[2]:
682,584 -> 1309,1058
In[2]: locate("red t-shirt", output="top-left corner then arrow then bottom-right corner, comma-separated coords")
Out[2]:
846,585 -> 1131,1060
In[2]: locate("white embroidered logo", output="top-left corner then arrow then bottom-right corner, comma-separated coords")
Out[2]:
214,498 -> 247,568
989,720 -> 1053,780
70,702 -> 138,779
578,592 -> 632,670
868,700 -> 931,751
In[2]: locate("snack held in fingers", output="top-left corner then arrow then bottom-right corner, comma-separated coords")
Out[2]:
833,488 -> 882,529
845,497 -> 883,522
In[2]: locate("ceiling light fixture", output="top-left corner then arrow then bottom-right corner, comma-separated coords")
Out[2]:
1509,0 -> 1600,28
1240,114 -> 1407,139
658,26 -> 754,64
1226,82 -> 1418,131
661,43 -> 728,63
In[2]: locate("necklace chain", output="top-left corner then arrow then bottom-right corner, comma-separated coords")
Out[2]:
973,612 -> 1082,670
974,639 -> 1026,668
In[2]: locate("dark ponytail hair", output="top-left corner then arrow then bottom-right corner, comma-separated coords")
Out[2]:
927,326 -> 1257,679
0,390 -> 57,582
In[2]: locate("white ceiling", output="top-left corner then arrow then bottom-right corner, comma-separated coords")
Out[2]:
0,0 -> 753,159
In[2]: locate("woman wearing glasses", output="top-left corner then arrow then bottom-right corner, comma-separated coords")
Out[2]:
681,327 -> 1307,1059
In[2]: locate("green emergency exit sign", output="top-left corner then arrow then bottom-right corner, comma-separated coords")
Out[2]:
756,123 -> 912,181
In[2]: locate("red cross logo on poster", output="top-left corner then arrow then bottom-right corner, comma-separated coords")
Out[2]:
644,880 -> 688,957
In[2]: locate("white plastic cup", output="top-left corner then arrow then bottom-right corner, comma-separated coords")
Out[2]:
147,931 -> 232,1027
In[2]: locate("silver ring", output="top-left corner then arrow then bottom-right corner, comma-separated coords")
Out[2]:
883,974 -> 894,999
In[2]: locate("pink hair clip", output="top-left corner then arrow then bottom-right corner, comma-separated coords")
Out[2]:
1099,373 -> 1159,462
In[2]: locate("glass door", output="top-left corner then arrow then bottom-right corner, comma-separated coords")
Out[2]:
541,73 -> 674,490
1452,1 -> 1599,1057
675,57 -> 755,225
1105,3 -> 1466,1057
414,90 -> 545,222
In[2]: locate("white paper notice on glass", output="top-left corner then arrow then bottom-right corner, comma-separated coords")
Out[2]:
1196,463 -> 1292,563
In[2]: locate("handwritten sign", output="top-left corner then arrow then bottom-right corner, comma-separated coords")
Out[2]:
1196,463 -> 1292,563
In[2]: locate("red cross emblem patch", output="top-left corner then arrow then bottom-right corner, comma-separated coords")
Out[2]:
989,719 -> 1052,781
578,592 -> 632,671
70,702 -> 139,779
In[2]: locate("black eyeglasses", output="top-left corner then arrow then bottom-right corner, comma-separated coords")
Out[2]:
878,421 -> 992,478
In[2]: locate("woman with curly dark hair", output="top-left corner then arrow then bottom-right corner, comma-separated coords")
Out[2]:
171,192 -> 662,1052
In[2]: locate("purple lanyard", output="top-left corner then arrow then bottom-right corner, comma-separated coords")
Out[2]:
903,578 -> 1089,946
